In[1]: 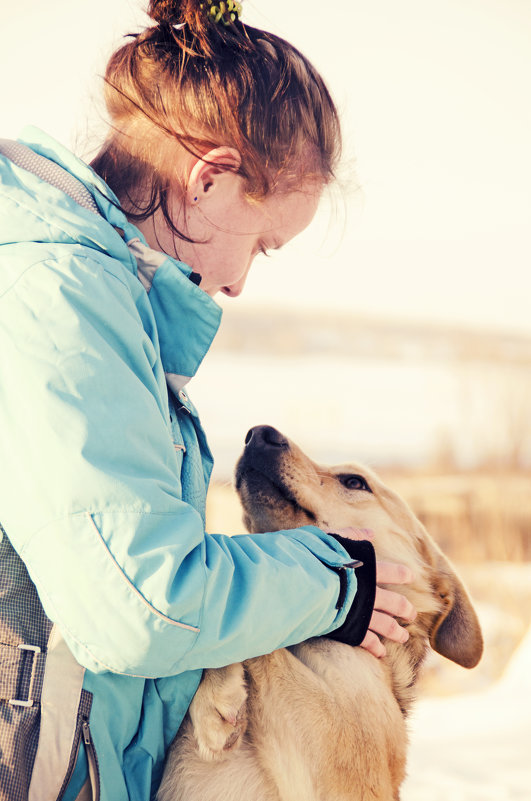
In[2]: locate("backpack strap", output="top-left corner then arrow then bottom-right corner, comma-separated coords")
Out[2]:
0,642 -> 45,707
0,528 -> 53,801
0,138 -> 100,214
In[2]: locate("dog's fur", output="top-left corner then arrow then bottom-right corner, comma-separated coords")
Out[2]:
158,427 -> 483,801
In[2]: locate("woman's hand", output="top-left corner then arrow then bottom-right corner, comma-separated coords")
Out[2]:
360,561 -> 416,658
331,527 -> 417,659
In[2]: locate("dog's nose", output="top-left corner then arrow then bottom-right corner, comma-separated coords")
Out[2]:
244,426 -> 288,450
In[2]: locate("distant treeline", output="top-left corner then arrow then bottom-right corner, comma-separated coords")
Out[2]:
214,309 -> 531,365
380,470 -> 531,563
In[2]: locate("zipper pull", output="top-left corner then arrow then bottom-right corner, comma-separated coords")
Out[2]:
81,719 -> 100,801
82,720 -> 92,745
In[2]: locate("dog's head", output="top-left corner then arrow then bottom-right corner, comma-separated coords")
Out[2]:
235,425 -> 483,670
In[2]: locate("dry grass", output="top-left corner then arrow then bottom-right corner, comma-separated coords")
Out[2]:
208,470 -> 531,563
206,470 -> 531,695
384,469 -> 531,692
378,468 -> 531,564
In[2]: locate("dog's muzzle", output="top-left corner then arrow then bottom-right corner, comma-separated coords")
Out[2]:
244,425 -> 289,451
235,426 -> 290,491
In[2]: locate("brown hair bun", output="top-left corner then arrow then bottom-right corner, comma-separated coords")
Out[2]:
147,0 -> 181,25
92,1 -> 341,242
147,0 -> 210,30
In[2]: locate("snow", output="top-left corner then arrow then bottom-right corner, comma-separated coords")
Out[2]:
402,627 -> 531,800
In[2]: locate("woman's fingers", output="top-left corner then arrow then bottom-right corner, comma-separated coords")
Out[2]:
327,544 -> 417,658
359,607 -> 410,659
376,560 -> 414,585
359,629 -> 387,659
359,560 -> 417,658
374,586 -> 417,623
369,610 -> 409,643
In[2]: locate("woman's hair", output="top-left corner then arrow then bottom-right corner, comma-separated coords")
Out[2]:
91,0 -> 342,238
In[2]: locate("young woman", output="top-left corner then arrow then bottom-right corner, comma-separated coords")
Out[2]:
0,2 -> 416,799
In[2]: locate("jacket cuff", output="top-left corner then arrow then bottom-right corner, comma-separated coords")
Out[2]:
325,537 -> 376,647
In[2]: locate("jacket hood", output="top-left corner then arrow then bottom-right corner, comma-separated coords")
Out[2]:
0,126 -> 138,267
0,126 -> 222,382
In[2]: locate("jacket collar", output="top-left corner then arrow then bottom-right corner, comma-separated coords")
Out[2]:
17,127 -> 222,382
127,238 -> 222,384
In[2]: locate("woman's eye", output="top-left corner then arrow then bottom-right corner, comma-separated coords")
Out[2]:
338,474 -> 372,492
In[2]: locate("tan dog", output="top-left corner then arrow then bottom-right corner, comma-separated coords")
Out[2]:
158,426 -> 483,801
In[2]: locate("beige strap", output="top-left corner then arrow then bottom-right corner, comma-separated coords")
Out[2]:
0,139 -> 99,214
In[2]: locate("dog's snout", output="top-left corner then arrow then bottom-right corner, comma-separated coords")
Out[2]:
245,426 -> 288,451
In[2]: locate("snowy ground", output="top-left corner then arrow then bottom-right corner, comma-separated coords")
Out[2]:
402,626 -> 531,800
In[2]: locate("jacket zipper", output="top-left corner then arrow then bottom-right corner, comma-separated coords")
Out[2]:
82,718 -> 101,801
56,712 -> 100,801
56,726 -> 83,801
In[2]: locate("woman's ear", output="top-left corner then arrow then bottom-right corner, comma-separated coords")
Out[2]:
186,147 -> 242,205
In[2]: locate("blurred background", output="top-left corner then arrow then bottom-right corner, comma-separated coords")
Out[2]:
4,1 -> 531,796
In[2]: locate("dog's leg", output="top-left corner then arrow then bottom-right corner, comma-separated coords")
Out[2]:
246,645 -> 407,801
188,663 -> 248,761
245,649 -> 336,801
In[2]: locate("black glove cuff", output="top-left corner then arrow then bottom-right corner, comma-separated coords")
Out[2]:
326,537 -> 377,647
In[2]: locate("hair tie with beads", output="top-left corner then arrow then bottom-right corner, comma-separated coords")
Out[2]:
202,0 -> 243,26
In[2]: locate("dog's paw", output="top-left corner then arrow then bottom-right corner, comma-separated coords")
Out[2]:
189,663 -> 248,761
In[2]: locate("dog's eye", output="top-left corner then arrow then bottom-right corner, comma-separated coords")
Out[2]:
338,474 -> 372,492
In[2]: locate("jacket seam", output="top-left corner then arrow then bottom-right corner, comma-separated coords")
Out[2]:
28,577 -> 156,678
288,527 -> 363,568
18,508 -> 189,555
16,508 -> 202,672
85,512 -> 201,633
0,237 -> 133,306
0,186 -> 97,250
0,256 -> 52,301
0,180 -> 126,256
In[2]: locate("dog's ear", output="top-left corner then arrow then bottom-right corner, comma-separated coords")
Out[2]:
428,550 -> 483,668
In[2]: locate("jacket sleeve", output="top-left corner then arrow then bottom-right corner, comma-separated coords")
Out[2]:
0,252 -> 370,677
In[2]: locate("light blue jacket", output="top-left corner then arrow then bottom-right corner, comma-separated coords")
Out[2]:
0,128 -> 359,801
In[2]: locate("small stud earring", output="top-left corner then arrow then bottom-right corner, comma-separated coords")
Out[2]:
194,196 -> 198,202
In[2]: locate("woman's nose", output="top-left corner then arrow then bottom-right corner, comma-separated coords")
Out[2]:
221,260 -> 253,297
221,281 -> 245,297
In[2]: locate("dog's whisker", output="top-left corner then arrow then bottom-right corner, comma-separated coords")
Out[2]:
294,470 -> 334,480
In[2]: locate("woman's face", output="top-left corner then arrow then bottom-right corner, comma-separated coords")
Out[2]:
138,172 -> 322,298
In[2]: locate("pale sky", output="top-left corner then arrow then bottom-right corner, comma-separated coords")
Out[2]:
4,0 -> 531,333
